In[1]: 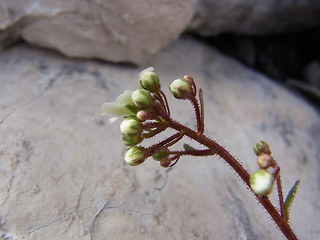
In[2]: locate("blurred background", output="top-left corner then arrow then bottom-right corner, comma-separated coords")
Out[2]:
1,0 -> 320,106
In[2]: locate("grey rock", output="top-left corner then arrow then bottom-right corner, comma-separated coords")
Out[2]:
189,0 -> 320,35
0,0 -> 197,64
0,37 -> 319,239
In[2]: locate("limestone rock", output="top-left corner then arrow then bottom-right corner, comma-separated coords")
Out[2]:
0,0 -> 196,64
0,38 -> 320,239
189,0 -> 320,35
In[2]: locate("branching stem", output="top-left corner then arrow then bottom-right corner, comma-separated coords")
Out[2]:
167,118 -> 298,240
146,131 -> 183,157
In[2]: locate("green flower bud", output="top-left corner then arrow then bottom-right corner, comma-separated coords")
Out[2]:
250,169 -> 274,196
120,117 -> 142,136
132,89 -> 153,108
125,146 -> 145,166
152,149 -> 170,161
122,134 -> 143,146
254,141 -> 271,156
140,69 -> 160,92
169,78 -> 192,99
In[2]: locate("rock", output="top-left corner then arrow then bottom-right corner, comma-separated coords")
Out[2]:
305,61 -> 320,88
189,0 -> 320,35
287,60 -> 320,103
0,37 -> 320,240
0,0 -> 196,64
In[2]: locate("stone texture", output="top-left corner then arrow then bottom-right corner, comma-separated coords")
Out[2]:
0,0 -> 196,64
189,0 -> 320,35
0,37 -> 320,240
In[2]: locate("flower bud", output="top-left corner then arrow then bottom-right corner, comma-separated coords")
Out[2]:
136,110 -> 150,122
254,141 -> 271,156
131,89 -> 153,108
257,152 -> 274,169
169,78 -> 192,99
250,169 -> 274,196
160,159 -> 171,168
120,117 -> 142,136
122,134 -> 143,146
125,146 -> 145,166
152,149 -> 170,161
139,69 -> 160,92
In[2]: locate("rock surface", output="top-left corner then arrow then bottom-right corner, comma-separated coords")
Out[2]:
2,1 -> 320,64
189,0 -> 320,35
0,0 -> 196,64
0,37 -> 320,240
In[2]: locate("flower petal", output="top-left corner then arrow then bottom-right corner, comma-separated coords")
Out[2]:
139,67 -> 154,79
116,90 -> 134,105
101,90 -> 136,118
108,117 -> 119,123
101,102 -> 132,117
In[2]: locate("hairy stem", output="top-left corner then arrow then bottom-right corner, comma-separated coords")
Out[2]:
146,132 -> 183,157
159,90 -> 170,116
169,149 -> 215,157
189,96 -> 202,133
277,174 -> 286,219
168,118 -> 298,240
199,88 -> 205,134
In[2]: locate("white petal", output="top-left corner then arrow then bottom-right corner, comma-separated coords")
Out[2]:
109,117 -> 119,123
101,90 -> 135,118
101,102 -> 133,117
116,90 -> 133,105
139,67 -> 154,79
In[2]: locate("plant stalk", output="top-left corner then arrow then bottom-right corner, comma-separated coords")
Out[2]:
168,118 -> 298,240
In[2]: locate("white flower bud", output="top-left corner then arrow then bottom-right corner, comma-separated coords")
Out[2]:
131,89 -> 153,108
120,117 -> 142,136
250,169 -> 275,196
169,78 -> 191,99
125,146 -> 145,166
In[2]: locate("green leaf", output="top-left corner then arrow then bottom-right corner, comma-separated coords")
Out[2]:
183,143 -> 195,151
284,179 -> 300,221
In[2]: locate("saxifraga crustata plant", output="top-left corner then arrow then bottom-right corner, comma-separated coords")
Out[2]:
101,67 -> 300,240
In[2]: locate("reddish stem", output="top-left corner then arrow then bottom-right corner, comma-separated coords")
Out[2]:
146,132 -> 183,157
142,125 -> 167,139
159,90 -> 170,116
169,149 -> 215,157
167,118 -> 298,240
272,166 -> 286,219
189,96 -> 202,133
199,88 -> 205,134
277,173 -> 286,219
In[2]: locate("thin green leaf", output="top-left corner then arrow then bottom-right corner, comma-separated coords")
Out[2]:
183,143 -> 195,151
284,179 -> 300,221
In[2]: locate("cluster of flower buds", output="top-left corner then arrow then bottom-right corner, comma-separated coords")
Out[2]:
101,68 -> 300,240
101,67 -> 195,167
249,141 -> 278,196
